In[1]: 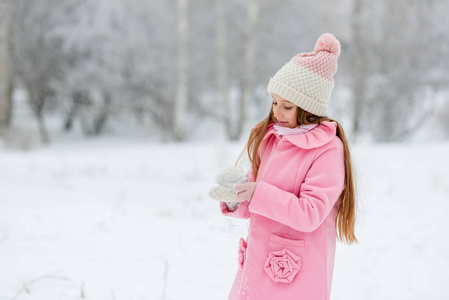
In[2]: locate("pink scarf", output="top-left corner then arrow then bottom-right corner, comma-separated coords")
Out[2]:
273,122 -> 319,136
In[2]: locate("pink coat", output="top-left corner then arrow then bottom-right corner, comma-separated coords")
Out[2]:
220,121 -> 345,300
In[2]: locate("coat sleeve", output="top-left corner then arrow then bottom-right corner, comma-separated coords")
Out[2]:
219,168 -> 254,219
248,141 -> 345,232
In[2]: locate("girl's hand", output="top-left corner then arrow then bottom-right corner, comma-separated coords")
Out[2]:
234,182 -> 258,203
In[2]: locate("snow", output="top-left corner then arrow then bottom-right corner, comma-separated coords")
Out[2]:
1,137 -> 448,300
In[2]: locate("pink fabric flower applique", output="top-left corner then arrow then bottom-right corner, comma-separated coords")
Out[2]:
264,249 -> 301,283
238,238 -> 247,269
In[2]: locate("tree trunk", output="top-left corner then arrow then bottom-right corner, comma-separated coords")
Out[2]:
0,0 -> 13,136
29,87 -> 50,144
215,0 -> 232,139
351,0 -> 367,141
36,108 -> 50,144
93,93 -> 111,135
63,91 -> 84,132
174,0 -> 189,142
236,0 -> 259,141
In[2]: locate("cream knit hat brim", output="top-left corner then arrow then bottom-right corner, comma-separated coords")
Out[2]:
267,78 -> 329,117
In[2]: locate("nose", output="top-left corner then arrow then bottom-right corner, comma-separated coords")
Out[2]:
273,106 -> 283,119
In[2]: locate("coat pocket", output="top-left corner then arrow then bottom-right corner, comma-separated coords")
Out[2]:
269,233 -> 305,248
265,234 -> 304,283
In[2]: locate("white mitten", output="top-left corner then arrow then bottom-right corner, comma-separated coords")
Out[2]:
209,186 -> 238,202
216,166 -> 248,189
209,186 -> 240,211
209,166 -> 248,206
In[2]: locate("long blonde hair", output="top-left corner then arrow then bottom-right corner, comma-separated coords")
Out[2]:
236,105 -> 358,245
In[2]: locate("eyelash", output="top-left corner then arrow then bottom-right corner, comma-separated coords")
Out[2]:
272,102 -> 292,110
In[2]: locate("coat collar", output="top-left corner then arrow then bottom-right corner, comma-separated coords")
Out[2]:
261,121 -> 337,149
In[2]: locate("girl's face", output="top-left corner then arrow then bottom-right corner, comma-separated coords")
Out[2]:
271,94 -> 298,128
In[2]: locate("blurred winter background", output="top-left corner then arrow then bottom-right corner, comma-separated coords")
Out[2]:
0,0 -> 448,299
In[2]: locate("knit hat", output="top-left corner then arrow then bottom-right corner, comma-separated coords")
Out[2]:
267,33 -> 341,117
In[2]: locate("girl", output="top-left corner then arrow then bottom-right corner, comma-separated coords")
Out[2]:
217,33 -> 357,300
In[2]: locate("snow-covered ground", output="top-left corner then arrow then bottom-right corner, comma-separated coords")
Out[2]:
1,137 -> 448,300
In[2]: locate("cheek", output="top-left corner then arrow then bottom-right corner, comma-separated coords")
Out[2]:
289,110 -> 297,122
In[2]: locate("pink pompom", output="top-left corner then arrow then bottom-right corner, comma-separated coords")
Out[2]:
314,33 -> 341,57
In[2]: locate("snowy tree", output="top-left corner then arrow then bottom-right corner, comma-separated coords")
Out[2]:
10,0 -> 67,143
0,0 -> 13,136
212,0 -> 261,141
315,0 -> 449,142
47,0 -> 181,138
236,0 -> 260,140
175,0 -> 189,141
215,0 -> 231,138
349,0 -> 368,141
50,0 -> 128,135
364,0 -> 446,142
